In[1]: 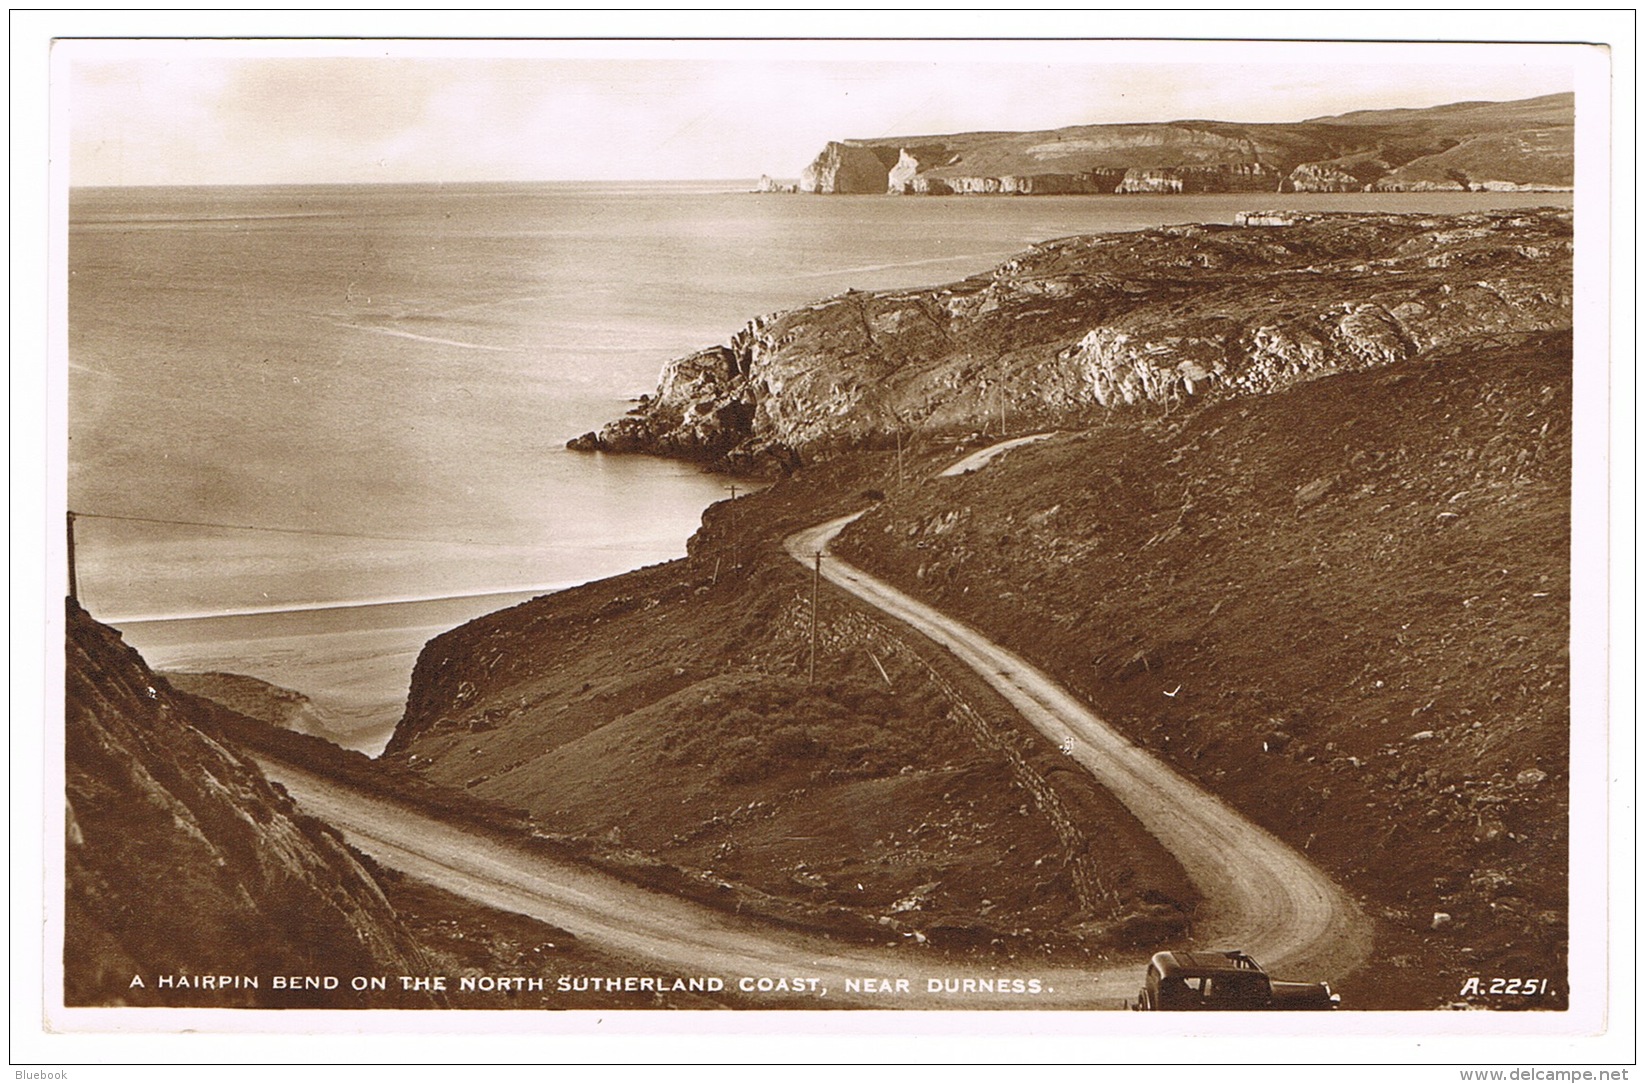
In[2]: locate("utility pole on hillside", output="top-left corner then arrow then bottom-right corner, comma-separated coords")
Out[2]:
887,406 -> 910,488
808,551 -> 821,685
66,511 -> 78,602
726,483 -> 739,571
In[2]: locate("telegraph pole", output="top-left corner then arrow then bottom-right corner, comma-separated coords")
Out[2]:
726,484 -> 739,570
888,407 -> 910,488
66,511 -> 78,602
808,551 -> 821,684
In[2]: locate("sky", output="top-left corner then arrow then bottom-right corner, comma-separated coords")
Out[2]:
61,38 -> 1582,187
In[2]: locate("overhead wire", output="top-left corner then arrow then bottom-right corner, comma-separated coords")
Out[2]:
72,509 -> 544,550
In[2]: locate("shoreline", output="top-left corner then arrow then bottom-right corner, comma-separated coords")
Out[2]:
108,584 -> 578,628
111,587 -> 583,756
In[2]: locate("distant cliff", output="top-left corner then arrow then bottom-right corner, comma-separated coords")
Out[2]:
570,208 -> 1571,473
64,602 -> 435,1007
776,94 -> 1572,196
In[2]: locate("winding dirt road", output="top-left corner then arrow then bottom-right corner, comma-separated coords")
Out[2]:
938,433 -> 1055,477
262,759 -> 1132,1008
785,510 -> 1369,984
264,438 -> 1368,1008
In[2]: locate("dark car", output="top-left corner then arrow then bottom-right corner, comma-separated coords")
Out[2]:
1132,950 -> 1340,1010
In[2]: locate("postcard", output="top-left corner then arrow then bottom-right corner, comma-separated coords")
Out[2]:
12,10 -> 1633,1071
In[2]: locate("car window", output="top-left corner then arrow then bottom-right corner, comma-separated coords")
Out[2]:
1203,974 -> 1266,1001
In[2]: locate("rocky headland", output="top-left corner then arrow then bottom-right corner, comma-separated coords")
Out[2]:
161,669 -> 356,746
766,93 -> 1572,197
570,208 -> 1571,474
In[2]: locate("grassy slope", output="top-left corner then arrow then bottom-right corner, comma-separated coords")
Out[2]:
1311,93 -> 1575,133
831,331 -> 1571,1008
142,655 -> 750,1007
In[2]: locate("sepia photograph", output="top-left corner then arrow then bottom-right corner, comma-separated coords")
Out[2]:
14,10 -> 1632,1070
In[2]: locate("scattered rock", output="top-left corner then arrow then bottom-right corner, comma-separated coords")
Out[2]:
1295,476 -> 1336,506
1470,869 -> 1517,896
1236,210 -> 1300,227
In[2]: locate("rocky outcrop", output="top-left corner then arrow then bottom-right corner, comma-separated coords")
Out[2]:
886,149 -> 923,193
889,147 -> 1124,195
65,602 -> 435,1007
1232,210 -> 1298,227
1285,162 -> 1370,192
568,344 -> 764,464
570,209 -> 1571,473
933,172 -> 1119,195
1370,176 -> 1471,193
778,93 -> 1572,197
798,141 -> 894,194
1115,163 -> 1281,194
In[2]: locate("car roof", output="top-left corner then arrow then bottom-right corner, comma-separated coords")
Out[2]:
1152,950 -> 1263,976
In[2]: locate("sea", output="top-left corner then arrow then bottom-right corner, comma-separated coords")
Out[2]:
67,181 -> 1571,752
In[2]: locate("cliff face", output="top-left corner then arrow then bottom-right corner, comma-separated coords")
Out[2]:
797,141 -> 896,194
64,602 -> 434,1007
1287,162 -> 1374,192
1115,163 -> 1281,193
911,171 -> 1119,195
570,209 -> 1572,473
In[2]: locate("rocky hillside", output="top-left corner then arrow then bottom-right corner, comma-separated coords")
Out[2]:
64,602 -> 436,1007
832,329 -> 1571,1007
782,93 -> 1571,195
406,330 -> 1572,1006
507,204 -> 1573,1005
570,208 -> 1571,474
